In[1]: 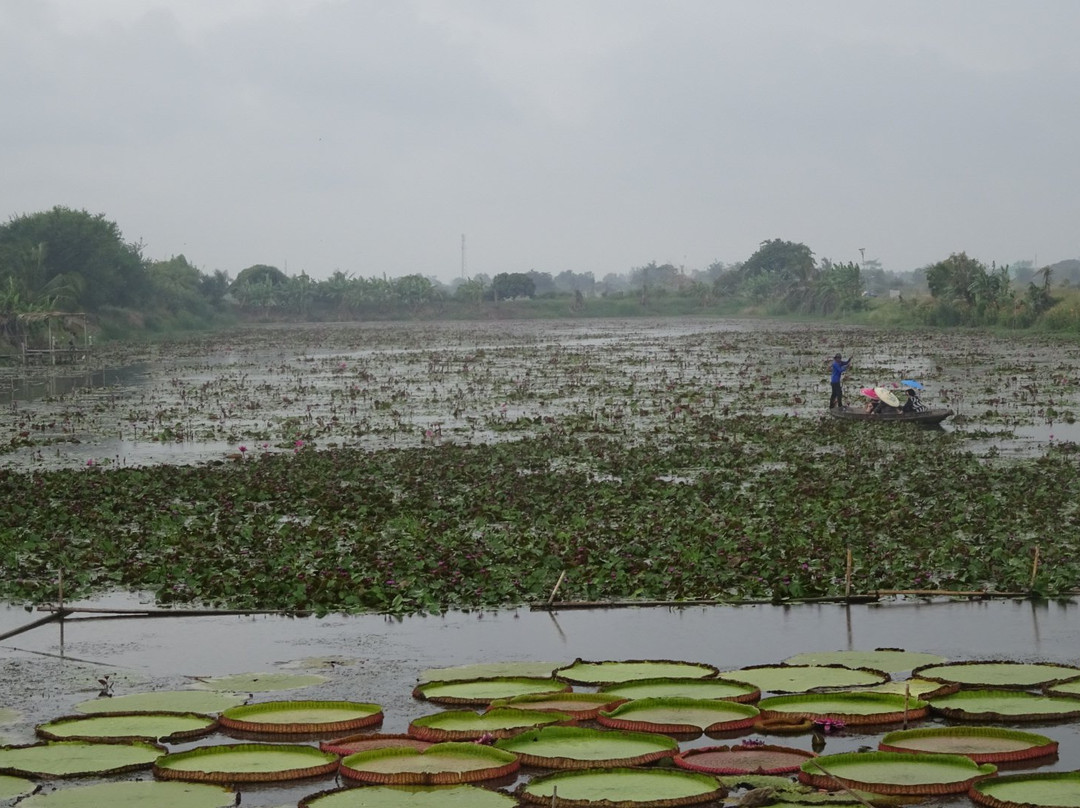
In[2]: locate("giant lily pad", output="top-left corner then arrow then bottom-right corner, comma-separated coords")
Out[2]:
970,771 -> 1080,808
729,665 -> 889,694
597,697 -> 759,735
219,700 -> 382,734
520,767 -> 725,807
798,751 -> 996,796
419,662 -> 564,683
153,743 -> 338,783
784,650 -> 945,672
18,780 -> 235,808
75,691 -> 246,715
860,679 -> 959,700
757,692 -> 929,725
489,692 -> 625,720
412,677 -> 569,705
1045,675 -> 1080,698
320,733 -> 432,757
675,744 -> 815,775
0,774 -> 36,801
339,742 -> 519,785
912,660 -> 1080,689
928,689 -> 1080,722
495,725 -> 678,769
599,677 -> 760,703
0,740 -> 164,778
554,659 -> 719,686
879,726 -> 1058,764
300,784 -> 518,808
36,712 -> 218,743
189,672 -> 328,692
408,707 -> 572,742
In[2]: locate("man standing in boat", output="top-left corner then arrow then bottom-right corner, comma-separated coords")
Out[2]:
828,354 -> 853,410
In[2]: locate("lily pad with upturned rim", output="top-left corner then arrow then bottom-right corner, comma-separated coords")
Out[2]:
784,650 -> 945,673
597,697 -> 759,735
927,689 -> 1080,722
757,692 -> 929,726
0,774 -> 36,801
798,751 -> 996,796
36,712 -> 218,743
412,676 -> 570,705
879,726 -> 1058,764
727,665 -> 889,694
860,679 -> 959,700
675,744 -> 816,775
599,677 -> 760,704
494,725 -> 678,769
299,784 -> 519,808
339,742 -> 519,785
153,743 -> 338,784
188,672 -> 328,692
219,700 -> 382,734
1045,675 -> 1080,698
970,771 -> 1080,808
0,740 -> 165,778
408,707 -> 573,742
554,659 -> 719,686
18,780 -> 236,808
75,691 -> 246,715
519,767 -> 725,807
488,692 -> 626,720
320,733 -> 432,757
912,660 -> 1080,690
418,661 -> 565,684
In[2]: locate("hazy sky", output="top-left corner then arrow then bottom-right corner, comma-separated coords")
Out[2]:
4,1 -> 1079,282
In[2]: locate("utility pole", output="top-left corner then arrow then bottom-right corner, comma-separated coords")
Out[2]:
461,234 -> 467,280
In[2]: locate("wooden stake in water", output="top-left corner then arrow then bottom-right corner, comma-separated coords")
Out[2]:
1030,545 -> 1041,589
844,547 -> 853,600
547,571 -> 567,605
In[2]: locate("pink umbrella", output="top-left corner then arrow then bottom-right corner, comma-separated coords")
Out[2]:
860,387 -> 879,399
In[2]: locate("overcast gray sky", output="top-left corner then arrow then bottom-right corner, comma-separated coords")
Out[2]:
3,1 -> 1078,282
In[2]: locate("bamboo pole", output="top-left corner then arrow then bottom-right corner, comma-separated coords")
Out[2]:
844,547 -> 853,600
1030,545 -> 1041,589
547,571 -> 567,605
36,605 -> 312,617
0,610 -> 71,643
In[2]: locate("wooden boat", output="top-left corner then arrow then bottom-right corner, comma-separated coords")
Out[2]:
829,407 -> 953,425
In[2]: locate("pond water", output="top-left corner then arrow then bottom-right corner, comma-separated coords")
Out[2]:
1,598 -> 1078,807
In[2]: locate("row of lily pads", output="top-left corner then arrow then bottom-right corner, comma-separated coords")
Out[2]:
2,650 -> 1080,807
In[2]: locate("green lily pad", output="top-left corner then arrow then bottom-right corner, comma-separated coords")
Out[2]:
412,677 -> 569,705
912,660 -> 1080,689
675,744 -> 816,775
971,771 -> 1080,808
879,726 -> 1058,764
0,774 -> 36,801
418,662 -> 563,683
799,751 -> 996,796
153,743 -> 338,783
18,780 -> 235,808
728,665 -> 889,693
300,784 -> 518,808
1045,675 -> 1080,698
408,706 -> 572,741
860,679 -> 958,700
340,742 -> 518,785
0,740 -> 164,778
489,692 -> 624,719
75,691 -> 246,715
495,725 -> 677,768
597,697 -> 759,734
928,689 -> 1080,721
554,659 -> 719,685
785,650 -> 945,672
36,712 -> 218,742
599,676 -> 760,703
758,692 -> 929,725
520,767 -> 725,807
320,733 -> 432,757
219,700 -> 382,734
189,672 -> 328,692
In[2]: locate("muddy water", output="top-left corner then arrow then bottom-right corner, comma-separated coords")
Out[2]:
1,598 -> 1078,807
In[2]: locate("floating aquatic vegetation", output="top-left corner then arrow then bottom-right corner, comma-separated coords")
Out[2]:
729,665 -> 889,694
74,690 -> 246,715
927,689 -> 1080,722
299,783 -> 518,808
218,700 -> 382,735
598,676 -> 760,703
555,659 -> 719,686
0,739 -> 164,778
970,771 -> 1080,808
407,707 -> 572,742
798,751 -> 996,796
675,744 -> 816,775
339,742 -> 519,785
878,726 -> 1058,764
757,692 -> 929,726
153,743 -> 339,784
320,733 -> 432,757
17,780 -> 235,808
494,725 -> 677,769
912,660 -> 1080,689
36,711 -> 218,743
783,649 -> 945,673
597,697 -> 759,735
519,766 -> 726,807
412,676 -> 569,705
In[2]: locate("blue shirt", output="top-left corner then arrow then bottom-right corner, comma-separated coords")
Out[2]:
830,359 -> 850,384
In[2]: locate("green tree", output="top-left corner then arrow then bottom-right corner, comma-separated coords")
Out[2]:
146,254 -> 205,314
491,272 -> 535,300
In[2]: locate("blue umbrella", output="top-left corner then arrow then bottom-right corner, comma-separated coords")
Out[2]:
900,379 -> 924,390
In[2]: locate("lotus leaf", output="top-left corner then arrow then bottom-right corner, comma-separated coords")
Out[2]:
521,767 -> 725,806
0,740 -> 163,778
598,697 -> 758,733
928,689 -> 1080,721
340,742 -> 518,784
555,659 -> 719,685
784,650 -> 945,672
418,662 -> 563,683
912,661 -> 1080,689
36,712 -> 217,742
413,676 -> 569,705
495,726 -> 677,768
879,726 -> 1057,764
300,784 -> 518,808
18,780 -> 235,808
599,676 -> 759,703
75,691 -> 245,715
970,771 -> 1080,808
189,672 -> 328,692
0,774 -> 36,801
153,743 -> 338,783
799,751 -> 996,796
730,665 -> 888,693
